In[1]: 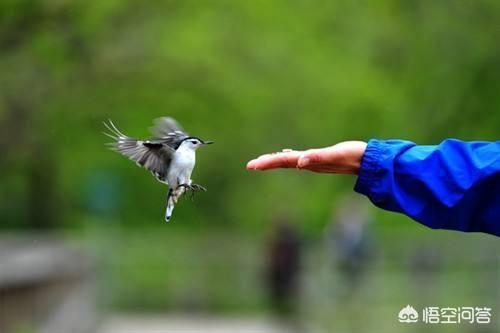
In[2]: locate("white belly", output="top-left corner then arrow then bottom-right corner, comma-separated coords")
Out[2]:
167,150 -> 195,188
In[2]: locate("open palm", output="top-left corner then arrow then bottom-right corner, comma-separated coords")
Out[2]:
246,141 -> 367,175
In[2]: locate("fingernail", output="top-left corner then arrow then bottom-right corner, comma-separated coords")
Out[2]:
246,160 -> 257,170
298,157 -> 310,168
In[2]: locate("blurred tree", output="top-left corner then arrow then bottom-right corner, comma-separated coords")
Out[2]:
0,0 -> 499,229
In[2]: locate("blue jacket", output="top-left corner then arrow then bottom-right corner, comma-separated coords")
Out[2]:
354,139 -> 500,236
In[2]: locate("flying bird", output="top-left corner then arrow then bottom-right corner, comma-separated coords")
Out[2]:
104,117 -> 213,222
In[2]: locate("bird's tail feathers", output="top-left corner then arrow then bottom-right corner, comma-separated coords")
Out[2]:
103,119 -> 126,138
165,189 -> 175,222
103,120 -> 141,155
165,186 -> 188,222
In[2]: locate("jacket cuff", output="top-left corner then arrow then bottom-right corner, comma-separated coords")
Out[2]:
354,139 -> 385,199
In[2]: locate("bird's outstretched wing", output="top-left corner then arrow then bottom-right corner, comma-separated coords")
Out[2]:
104,120 -> 174,182
151,117 -> 187,136
150,117 -> 189,150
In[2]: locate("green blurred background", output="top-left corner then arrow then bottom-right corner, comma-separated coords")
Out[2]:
0,0 -> 499,332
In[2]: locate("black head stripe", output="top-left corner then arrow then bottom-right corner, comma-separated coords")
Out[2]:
180,137 -> 203,145
173,137 -> 200,150
182,136 -> 202,142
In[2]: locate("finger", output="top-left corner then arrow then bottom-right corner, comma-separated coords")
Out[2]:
246,150 -> 302,170
246,153 -> 299,170
297,145 -> 362,174
297,148 -> 334,168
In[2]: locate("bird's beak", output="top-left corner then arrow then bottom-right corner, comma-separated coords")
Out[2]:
203,141 -> 214,145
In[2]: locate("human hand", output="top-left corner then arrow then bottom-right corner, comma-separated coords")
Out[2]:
246,141 -> 367,175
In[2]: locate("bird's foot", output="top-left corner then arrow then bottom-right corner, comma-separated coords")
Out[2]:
188,184 -> 206,201
178,184 -> 190,191
177,183 -> 206,201
178,183 -> 206,192
190,184 -> 207,192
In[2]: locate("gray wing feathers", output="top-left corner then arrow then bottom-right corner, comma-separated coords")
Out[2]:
104,120 -> 173,179
149,117 -> 189,150
150,117 -> 187,138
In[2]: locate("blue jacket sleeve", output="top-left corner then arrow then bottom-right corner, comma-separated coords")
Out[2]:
354,139 -> 500,236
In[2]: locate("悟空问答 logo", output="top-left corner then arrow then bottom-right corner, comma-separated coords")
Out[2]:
398,305 -> 419,323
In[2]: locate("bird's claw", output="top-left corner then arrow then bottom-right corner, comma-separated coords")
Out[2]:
178,183 -> 206,192
177,183 -> 207,202
190,184 -> 207,192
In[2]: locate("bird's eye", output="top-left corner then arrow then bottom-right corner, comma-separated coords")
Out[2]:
191,140 -> 197,144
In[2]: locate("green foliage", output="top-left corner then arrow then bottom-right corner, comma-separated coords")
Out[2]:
2,0 -> 499,230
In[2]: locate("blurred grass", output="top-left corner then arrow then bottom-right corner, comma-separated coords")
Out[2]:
65,212 -> 499,332
72,219 -> 269,313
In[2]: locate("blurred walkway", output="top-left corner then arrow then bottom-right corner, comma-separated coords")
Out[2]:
99,315 -> 294,333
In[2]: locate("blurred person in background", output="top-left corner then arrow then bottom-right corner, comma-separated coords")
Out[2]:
247,139 -> 500,237
326,195 -> 372,297
264,220 -> 302,316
